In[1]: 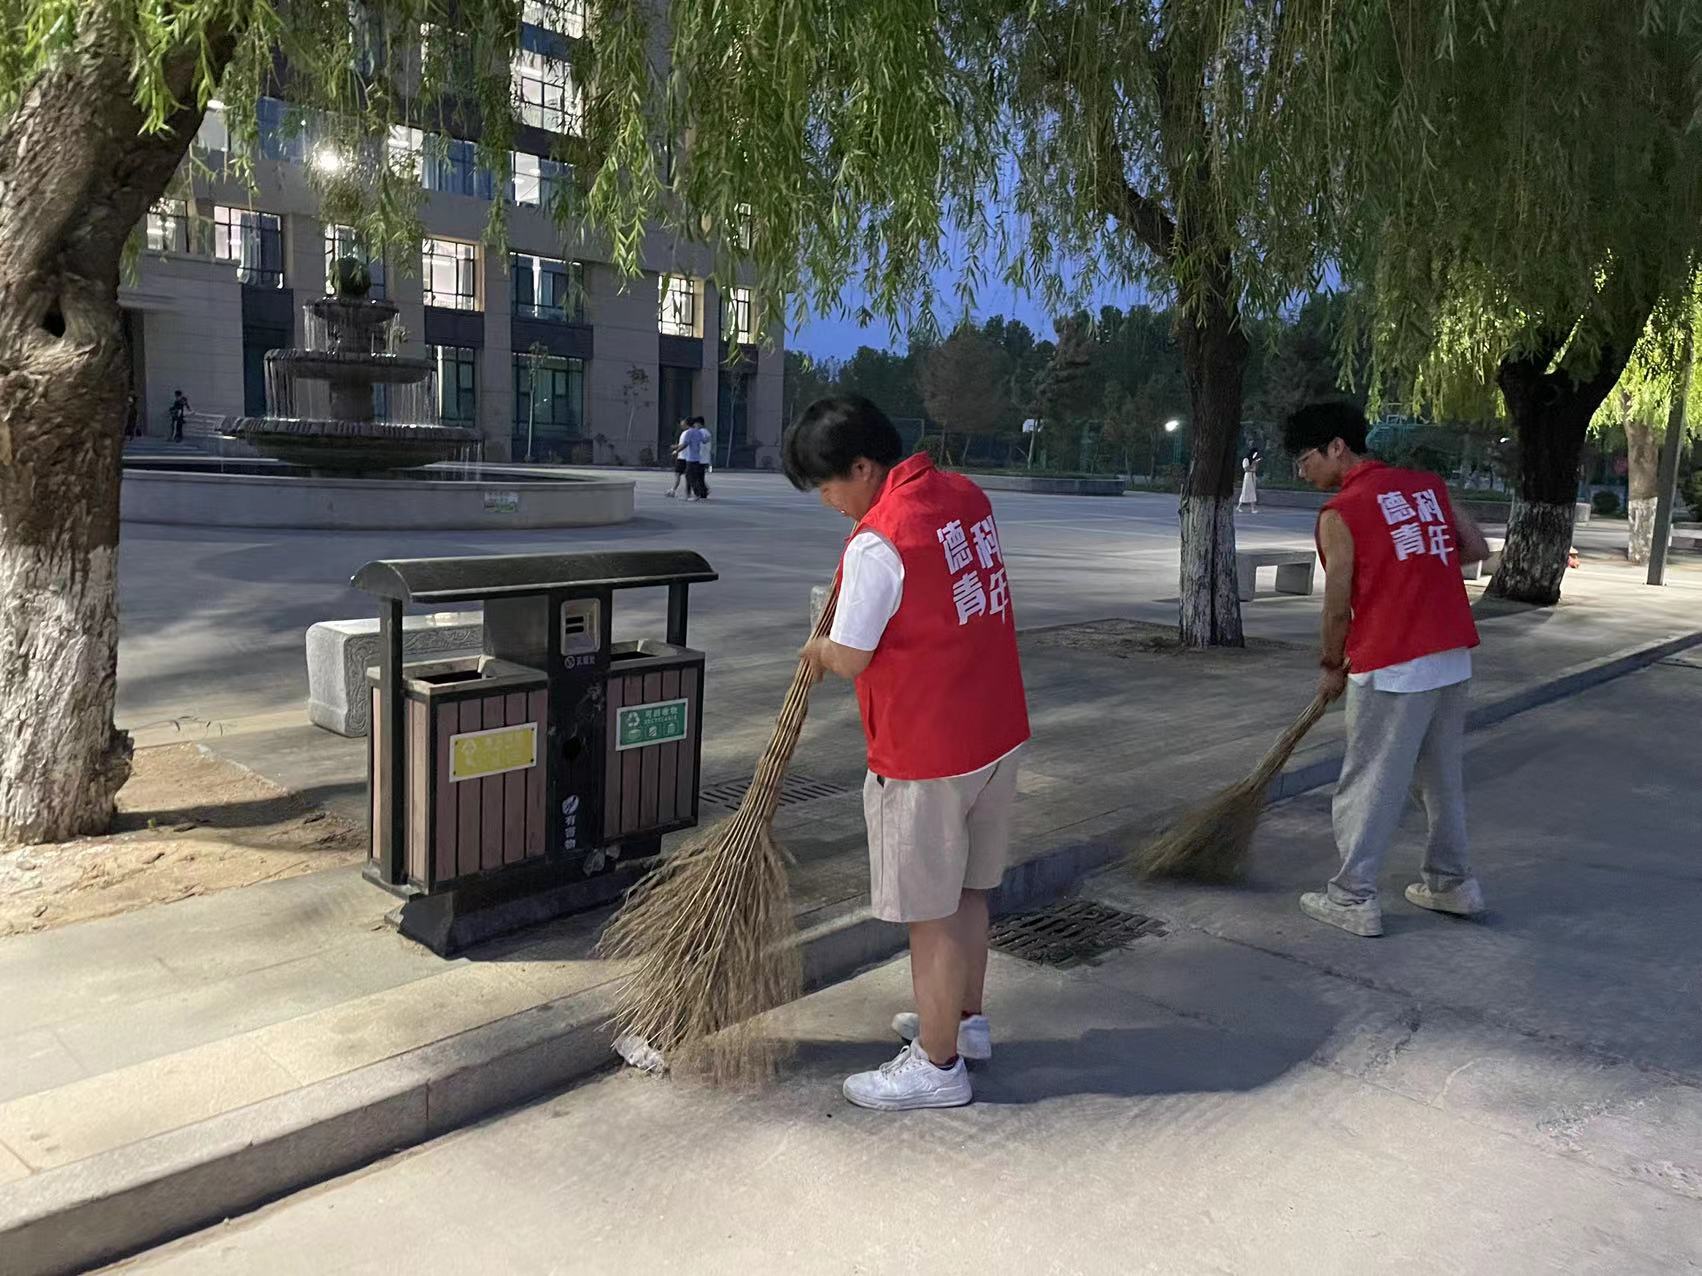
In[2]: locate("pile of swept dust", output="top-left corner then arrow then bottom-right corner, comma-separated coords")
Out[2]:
0,743 -> 364,937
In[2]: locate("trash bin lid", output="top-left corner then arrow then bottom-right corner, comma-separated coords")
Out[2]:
352,550 -> 717,604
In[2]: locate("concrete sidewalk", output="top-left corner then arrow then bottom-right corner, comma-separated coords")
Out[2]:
111,659 -> 1702,1275
2,586 -> 1698,1271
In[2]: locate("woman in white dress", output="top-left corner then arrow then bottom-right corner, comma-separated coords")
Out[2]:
1238,449 -> 1260,513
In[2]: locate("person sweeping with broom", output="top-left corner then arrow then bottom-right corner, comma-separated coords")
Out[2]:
788,395 -> 1030,1111
1285,400 -> 1493,937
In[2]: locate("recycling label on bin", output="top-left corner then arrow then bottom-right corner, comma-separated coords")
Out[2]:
449,722 -> 538,782
616,699 -> 690,751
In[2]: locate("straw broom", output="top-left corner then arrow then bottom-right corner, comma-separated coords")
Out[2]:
600,584 -> 841,1085
1134,692 -> 1331,883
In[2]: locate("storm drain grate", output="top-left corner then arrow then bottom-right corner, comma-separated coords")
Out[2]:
698,774 -> 855,813
990,899 -> 1167,969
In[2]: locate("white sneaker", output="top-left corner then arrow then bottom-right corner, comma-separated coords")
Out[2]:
843,1041 -> 972,1111
1406,878 -> 1486,917
891,1012 -> 992,1061
1300,891 -> 1384,937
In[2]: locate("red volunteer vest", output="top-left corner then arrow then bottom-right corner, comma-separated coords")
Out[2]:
1319,460 -> 1480,674
846,455 -> 1030,780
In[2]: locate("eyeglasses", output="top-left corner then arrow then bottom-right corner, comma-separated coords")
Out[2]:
1296,447 -> 1320,466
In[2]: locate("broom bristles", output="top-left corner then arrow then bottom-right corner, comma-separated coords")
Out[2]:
600,581 -> 841,1085
1134,693 -> 1330,882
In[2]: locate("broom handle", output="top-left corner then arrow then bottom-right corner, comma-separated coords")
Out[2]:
742,581 -> 841,823
1249,692 -> 1331,789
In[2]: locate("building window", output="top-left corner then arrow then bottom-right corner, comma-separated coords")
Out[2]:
510,152 -> 570,209
387,125 -> 424,177
213,206 -> 284,288
512,353 -> 586,459
146,199 -> 190,255
256,97 -> 304,164
658,275 -> 699,337
733,203 -> 755,251
721,286 -> 756,345
431,345 -> 478,424
422,137 -> 495,200
514,51 -> 583,136
522,0 -> 587,39
422,237 -> 480,310
324,225 -> 387,300
511,253 -> 583,323
194,106 -> 230,169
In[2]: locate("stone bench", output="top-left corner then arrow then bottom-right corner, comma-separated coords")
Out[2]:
1461,536 -> 1506,582
306,611 -> 482,736
1235,548 -> 1316,602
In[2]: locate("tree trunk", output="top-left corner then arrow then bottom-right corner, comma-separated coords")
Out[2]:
1625,417 -> 1660,564
0,13 -> 235,845
1173,285 -> 1249,647
1489,342 -> 1635,604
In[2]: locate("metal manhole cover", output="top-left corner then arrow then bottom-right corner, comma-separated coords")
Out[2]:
990,899 -> 1166,968
698,774 -> 855,813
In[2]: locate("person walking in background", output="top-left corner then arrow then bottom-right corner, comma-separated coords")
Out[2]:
1238,448 -> 1261,513
682,416 -> 713,501
790,395 -> 1029,1111
168,389 -> 190,442
124,394 -> 140,440
1284,400 -> 1492,938
665,416 -> 690,497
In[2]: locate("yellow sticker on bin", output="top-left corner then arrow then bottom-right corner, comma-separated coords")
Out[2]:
449,722 -> 538,782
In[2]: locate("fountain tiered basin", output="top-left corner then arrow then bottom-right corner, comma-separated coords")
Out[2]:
122,265 -> 634,530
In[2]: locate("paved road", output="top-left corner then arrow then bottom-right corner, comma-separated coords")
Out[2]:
113,472 -> 1292,732
114,468 -> 1698,738
110,658 -> 1702,1275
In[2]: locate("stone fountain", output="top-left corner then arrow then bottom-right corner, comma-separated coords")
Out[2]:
121,256 -> 636,532
231,259 -> 480,473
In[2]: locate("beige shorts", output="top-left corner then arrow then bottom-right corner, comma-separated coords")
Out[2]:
864,751 -> 1021,923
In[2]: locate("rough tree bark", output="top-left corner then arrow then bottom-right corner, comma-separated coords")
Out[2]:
1489,339 -> 1637,605
1625,415 -> 1660,565
1173,265 -> 1249,648
0,12 -> 236,845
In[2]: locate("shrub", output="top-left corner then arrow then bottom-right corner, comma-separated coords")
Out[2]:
1591,489 -> 1622,516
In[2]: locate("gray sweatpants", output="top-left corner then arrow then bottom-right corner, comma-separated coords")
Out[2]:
1328,678 -> 1472,905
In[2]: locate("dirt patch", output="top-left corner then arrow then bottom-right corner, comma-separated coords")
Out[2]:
0,744 -> 365,937
1023,618 -> 1301,660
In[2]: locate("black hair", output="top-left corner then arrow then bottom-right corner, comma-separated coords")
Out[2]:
781,394 -> 904,490
1282,400 -> 1368,456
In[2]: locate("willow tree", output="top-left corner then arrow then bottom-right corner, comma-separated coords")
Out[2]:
0,0 -> 598,844
1595,290 -> 1701,564
1322,0 -> 1702,604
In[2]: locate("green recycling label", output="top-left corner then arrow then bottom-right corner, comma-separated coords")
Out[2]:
616,698 -> 690,750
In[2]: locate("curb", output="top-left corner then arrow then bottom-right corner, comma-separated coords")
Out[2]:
1264,628 -> 1702,803
0,836 -> 1116,1276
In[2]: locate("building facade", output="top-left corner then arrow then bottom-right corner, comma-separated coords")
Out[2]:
119,6 -> 783,470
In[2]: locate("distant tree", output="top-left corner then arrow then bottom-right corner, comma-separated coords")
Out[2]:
919,326 -> 1016,463
837,346 -> 927,421
782,350 -> 837,426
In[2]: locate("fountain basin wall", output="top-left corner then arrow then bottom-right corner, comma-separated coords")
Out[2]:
121,460 -> 635,530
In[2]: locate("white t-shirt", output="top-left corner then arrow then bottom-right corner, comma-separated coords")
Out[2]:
677,427 -> 712,464
830,531 -> 904,651
1349,647 -> 1472,693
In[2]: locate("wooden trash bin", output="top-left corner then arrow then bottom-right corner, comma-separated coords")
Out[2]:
602,639 -> 706,844
367,655 -> 549,892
